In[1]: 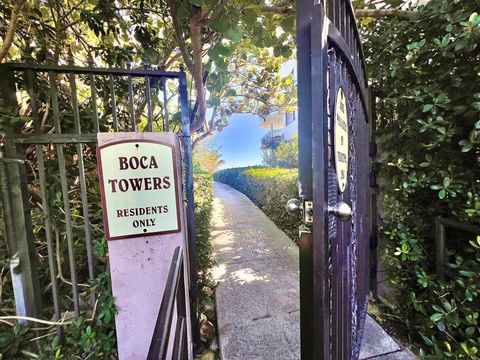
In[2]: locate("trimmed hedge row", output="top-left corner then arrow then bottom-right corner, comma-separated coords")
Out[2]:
194,173 -> 215,285
214,167 -> 301,241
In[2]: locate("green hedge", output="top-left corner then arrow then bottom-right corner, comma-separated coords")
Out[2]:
361,2 -> 480,357
194,173 -> 214,285
214,167 -> 301,241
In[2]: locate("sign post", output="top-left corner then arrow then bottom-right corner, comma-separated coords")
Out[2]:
97,132 -> 192,359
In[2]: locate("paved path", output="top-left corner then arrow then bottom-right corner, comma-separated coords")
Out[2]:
211,182 -> 415,360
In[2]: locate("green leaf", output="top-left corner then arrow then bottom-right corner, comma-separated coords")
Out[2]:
438,189 -> 447,199
423,104 -> 434,112
430,184 -> 442,190
443,177 -> 451,187
209,44 -> 232,58
280,16 -> 295,32
209,96 -> 221,106
430,313 -> 443,322
436,320 -> 445,331
225,89 -> 236,97
225,26 -> 243,42
188,0 -> 205,6
466,327 -> 476,336
421,335 -> 434,346
210,13 -> 229,33
442,300 -> 452,312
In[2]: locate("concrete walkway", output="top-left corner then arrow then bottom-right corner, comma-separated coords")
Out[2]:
211,182 -> 415,360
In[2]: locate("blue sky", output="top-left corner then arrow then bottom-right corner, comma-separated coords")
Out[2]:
212,113 -> 268,169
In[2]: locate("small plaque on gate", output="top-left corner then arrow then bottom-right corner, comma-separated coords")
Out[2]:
97,139 -> 181,240
334,87 -> 349,193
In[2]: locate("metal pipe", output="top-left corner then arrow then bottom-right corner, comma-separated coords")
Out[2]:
2,62 -> 181,78
179,69 -> 200,350
128,75 -> 136,131
109,74 -> 118,132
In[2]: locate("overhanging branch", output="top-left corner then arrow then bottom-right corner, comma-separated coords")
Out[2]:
260,5 -> 414,19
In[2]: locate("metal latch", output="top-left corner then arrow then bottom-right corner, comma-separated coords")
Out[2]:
285,198 -> 313,225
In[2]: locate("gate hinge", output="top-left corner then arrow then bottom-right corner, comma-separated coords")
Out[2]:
304,201 -> 313,225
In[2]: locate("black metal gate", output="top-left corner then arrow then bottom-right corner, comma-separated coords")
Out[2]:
296,1 -> 372,359
0,63 -> 197,348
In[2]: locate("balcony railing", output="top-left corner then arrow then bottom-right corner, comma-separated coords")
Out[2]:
261,129 -> 284,149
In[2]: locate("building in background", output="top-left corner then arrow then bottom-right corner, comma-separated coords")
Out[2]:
260,110 -> 298,151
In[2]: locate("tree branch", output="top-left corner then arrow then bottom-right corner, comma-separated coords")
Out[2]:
0,0 -> 27,62
189,7 -> 207,133
355,9 -> 414,19
166,0 -> 194,70
192,105 -> 217,149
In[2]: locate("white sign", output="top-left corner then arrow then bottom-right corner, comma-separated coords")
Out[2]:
97,139 -> 181,240
334,87 -> 349,193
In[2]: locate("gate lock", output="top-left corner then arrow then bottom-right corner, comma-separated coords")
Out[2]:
286,198 -> 313,225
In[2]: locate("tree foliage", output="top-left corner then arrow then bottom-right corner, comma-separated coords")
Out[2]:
361,0 -> 480,357
193,140 -> 225,173
0,0 -> 298,145
264,133 -> 298,168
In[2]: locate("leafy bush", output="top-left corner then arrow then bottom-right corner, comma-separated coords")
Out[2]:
194,173 -> 215,286
361,1 -> 480,357
262,134 -> 298,168
214,167 -> 301,241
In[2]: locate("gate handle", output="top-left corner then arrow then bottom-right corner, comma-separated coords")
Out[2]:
328,202 -> 352,221
286,198 -> 302,217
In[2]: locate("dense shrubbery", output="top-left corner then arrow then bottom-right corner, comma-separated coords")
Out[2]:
194,173 -> 215,285
214,167 -> 301,241
361,1 -> 480,358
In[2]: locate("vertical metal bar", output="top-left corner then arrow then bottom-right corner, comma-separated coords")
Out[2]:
297,0 -> 316,358
27,72 -> 63,330
0,67 -> 42,321
128,75 -> 136,131
310,4 -> 330,360
0,154 -> 17,256
89,73 -> 100,133
340,0 -> 345,39
145,75 -> 153,132
26,69 -> 40,133
162,77 -> 170,132
70,73 -> 95,289
179,69 -> 200,350
345,12 -> 350,49
369,91 -> 378,300
49,71 -> 81,317
36,147 -> 63,333
109,74 -> 118,131
435,217 -> 446,281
